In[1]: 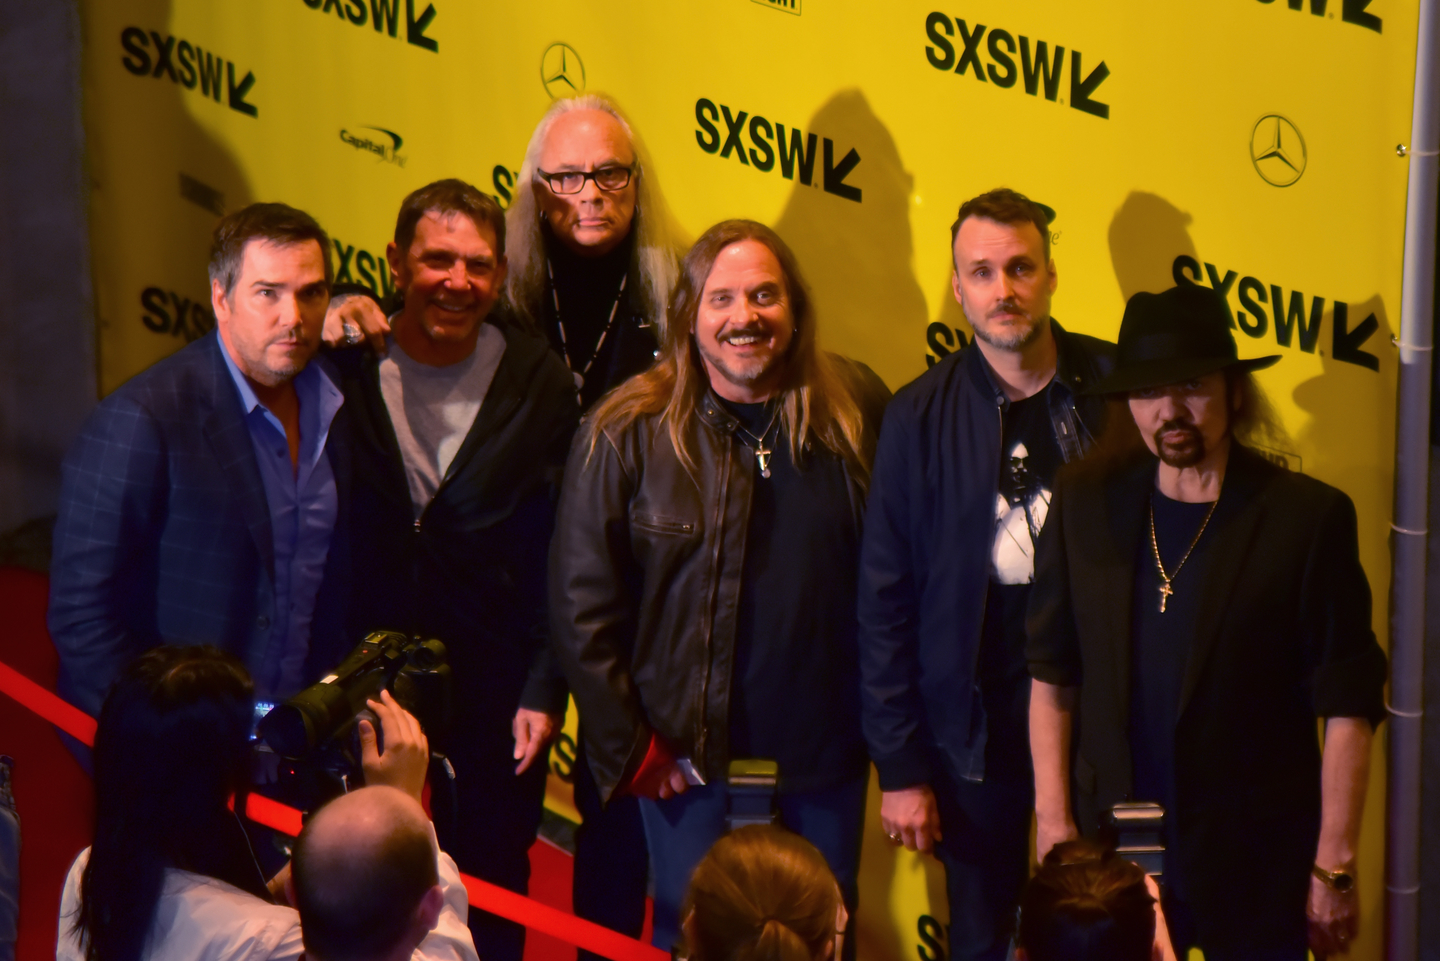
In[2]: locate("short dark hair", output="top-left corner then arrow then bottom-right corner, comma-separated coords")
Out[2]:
950,187 -> 1052,261
208,202 -> 333,299
292,809 -> 438,961
394,178 -> 507,258
1017,840 -> 1155,961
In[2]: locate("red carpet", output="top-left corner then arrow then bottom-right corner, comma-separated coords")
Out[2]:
0,567 -> 639,961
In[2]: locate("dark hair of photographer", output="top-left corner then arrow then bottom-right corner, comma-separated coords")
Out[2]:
291,786 -> 439,961
75,645 -> 266,961
1016,839 -> 1156,961
683,825 -> 845,961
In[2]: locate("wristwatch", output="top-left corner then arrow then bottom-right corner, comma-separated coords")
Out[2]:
1312,864 -> 1356,893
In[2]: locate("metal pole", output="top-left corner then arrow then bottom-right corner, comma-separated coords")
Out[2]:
1386,0 -> 1440,958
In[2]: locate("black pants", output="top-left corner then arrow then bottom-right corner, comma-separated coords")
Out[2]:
930,667 -> 1035,961
931,769 -> 1033,961
434,721 -> 549,961
571,738 -> 650,960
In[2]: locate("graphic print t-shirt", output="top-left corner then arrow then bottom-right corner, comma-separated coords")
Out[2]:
975,387 -> 1064,780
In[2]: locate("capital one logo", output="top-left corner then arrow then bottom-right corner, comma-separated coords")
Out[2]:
1250,115 -> 1307,187
541,43 -> 585,99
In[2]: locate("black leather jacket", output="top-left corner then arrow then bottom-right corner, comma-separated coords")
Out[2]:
550,363 -> 891,802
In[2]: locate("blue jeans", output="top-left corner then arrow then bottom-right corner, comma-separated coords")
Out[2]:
638,773 -> 868,955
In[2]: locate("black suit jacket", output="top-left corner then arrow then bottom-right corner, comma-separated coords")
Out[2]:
1027,444 -> 1386,948
331,313 -> 579,750
49,332 -> 354,716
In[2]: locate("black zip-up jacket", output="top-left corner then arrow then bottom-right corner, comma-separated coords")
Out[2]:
549,361 -> 891,803
330,310 -> 580,740
856,321 -> 1114,791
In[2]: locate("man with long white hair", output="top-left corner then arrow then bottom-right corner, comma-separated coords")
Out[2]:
505,93 -> 683,408
508,93 -> 685,954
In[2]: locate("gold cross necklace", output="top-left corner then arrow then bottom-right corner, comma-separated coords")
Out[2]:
736,406 -> 782,479
1148,492 -> 1219,613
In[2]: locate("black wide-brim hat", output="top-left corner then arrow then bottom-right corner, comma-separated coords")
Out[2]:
1087,284 -> 1281,395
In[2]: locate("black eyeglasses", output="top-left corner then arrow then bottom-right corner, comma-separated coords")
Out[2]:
536,165 -> 633,195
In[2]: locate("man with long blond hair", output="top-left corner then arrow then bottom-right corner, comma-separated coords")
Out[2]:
550,219 -> 889,957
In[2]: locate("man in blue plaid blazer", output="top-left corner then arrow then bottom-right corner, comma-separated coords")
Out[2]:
49,204 -> 355,719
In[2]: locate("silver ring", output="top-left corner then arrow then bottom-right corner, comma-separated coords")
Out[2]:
342,322 -> 363,345
887,832 -> 901,841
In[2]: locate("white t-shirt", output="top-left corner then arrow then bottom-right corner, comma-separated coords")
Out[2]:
56,827 -> 476,961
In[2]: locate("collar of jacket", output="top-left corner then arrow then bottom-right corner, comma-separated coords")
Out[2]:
967,318 -> 1092,408
698,387 -> 743,433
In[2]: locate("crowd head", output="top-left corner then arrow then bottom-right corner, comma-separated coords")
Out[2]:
291,786 -> 443,961
1016,840 -> 1156,961
683,826 -> 846,961
76,645 -> 262,961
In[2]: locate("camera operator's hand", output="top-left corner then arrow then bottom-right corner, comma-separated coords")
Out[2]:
359,690 -> 429,805
512,707 -> 562,775
1307,872 -> 1359,957
322,293 -> 391,354
881,785 -> 943,855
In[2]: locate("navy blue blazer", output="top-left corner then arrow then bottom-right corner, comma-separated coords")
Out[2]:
48,332 -> 354,716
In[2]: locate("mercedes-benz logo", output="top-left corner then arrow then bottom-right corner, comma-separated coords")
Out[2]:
541,43 -> 585,99
1250,115 -> 1307,187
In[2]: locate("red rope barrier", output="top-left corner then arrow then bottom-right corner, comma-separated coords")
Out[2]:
0,661 -> 668,961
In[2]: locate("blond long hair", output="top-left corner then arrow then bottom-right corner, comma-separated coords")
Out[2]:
586,220 -> 876,487
684,826 -> 842,961
504,93 -> 684,334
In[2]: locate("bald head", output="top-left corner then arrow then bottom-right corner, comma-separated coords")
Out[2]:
293,787 -> 439,961
535,108 -> 638,257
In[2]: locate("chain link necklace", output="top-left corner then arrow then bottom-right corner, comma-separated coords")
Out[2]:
547,258 -> 627,402
1148,491 -> 1219,613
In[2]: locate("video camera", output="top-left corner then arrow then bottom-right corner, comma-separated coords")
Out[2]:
256,631 -> 453,808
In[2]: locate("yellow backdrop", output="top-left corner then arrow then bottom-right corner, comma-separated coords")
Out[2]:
81,2 -> 1420,958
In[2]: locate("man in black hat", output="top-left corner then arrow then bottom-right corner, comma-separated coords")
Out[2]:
1027,284 -> 1387,960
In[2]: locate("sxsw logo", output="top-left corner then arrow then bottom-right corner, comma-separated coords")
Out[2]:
139,287 -> 216,343
694,98 -> 862,203
923,13 -> 1110,120
300,0 -> 439,52
752,0 -> 801,15
1256,0 -> 1382,33
1174,255 -> 1380,371
119,27 -> 257,117
340,126 -> 407,167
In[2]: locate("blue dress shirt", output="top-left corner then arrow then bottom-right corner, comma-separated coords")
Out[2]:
220,343 -> 343,701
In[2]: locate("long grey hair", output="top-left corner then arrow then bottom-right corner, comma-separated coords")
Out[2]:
503,93 -> 685,336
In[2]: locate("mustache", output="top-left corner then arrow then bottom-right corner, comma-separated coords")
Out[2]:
718,324 -> 769,345
987,299 -> 1028,320
1155,418 -> 1202,442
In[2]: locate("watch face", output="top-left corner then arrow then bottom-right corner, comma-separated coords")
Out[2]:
1333,872 -> 1355,893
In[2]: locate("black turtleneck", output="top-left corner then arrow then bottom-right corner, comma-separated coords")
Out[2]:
542,224 -> 654,409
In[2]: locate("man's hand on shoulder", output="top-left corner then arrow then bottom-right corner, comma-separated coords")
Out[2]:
359,689 -> 429,804
881,784 -> 943,855
323,292 -> 390,354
